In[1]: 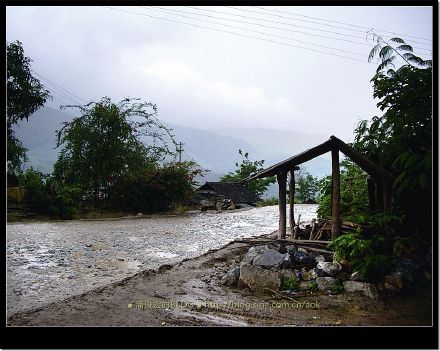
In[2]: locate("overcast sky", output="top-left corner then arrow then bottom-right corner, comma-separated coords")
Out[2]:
6,5 -> 433,141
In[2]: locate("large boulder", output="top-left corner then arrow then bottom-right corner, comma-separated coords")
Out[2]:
290,250 -> 316,266
253,249 -> 285,269
241,246 -> 268,265
239,264 -> 282,292
317,261 -> 342,277
220,267 -> 240,286
343,281 -> 379,299
316,277 -> 337,291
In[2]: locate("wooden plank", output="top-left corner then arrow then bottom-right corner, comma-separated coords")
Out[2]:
289,170 -> 295,239
277,171 -> 287,240
331,148 -> 341,239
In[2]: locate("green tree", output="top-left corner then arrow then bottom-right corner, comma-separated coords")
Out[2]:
296,171 -> 319,203
54,97 -> 176,203
317,159 -> 369,219
354,35 -> 432,240
7,40 -> 51,175
221,149 -> 275,197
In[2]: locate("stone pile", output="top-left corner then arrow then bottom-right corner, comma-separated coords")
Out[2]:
220,242 -> 431,299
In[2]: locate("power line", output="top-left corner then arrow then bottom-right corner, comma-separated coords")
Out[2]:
251,6 -> 432,43
102,6 -> 369,63
31,69 -> 88,104
141,6 -> 366,57
186,6 -> 431,53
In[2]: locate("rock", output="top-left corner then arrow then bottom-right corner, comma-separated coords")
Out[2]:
383,272 -> 404,291
316,277 -> 337,291
343,281 -> 379,299
317,261 -> 342,276
298,281 -> 311,291
241,246 -> 268,265
85,244 -> 92,247
285,245 -> 297,255
350,271 -> 364,281
298,247 -> 308,254
301,267 -> 326,281
239,264 -> 282,292
220,267 -> 240,286
279,269 -> 295,281
136,213 -> 143,217
315,255 -> 326,263
334,257 -> 351,271
253,249 -> 285,269
291,251 -> 315,266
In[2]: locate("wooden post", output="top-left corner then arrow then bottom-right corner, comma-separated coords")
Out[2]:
277,171 -> 287,240
331,148 -> 341,239
367,175 -> 376,212
289,170 -> 295,239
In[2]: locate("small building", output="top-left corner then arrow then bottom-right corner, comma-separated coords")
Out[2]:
192,182 -> 260,211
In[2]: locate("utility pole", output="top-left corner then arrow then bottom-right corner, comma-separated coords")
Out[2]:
177,142 -> 184,163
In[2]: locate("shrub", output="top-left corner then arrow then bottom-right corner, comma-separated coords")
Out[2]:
283,276 -> 300,290
307,281 -> 318,291
329,231 -> 391,283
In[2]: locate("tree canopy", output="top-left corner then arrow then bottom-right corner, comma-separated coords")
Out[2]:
221,149 -> 275,197
7,40 -> 51,175
54,97 -> 177,200
353,35 -> 432,239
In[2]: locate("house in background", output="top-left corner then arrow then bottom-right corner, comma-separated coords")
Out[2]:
192,182 -> 260,211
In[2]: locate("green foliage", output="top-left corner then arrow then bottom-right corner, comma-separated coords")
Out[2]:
307,281 -> 318,292
329,232 -> 391,283
18,169 -> 83,219
257,197 -> 279,207
107,161 -> 203,213
296,172 -> 319,203
221,149 -> 275,197
54,97 -> 176,202
18,168 -> 51,212
283,276 -> 300,290
354,46 -> 432,239
317,159 -> 368,219
7,40 -> 51,175
330,282 -> 344,293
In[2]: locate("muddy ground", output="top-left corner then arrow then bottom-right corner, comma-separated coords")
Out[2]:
8,239 -> 432,326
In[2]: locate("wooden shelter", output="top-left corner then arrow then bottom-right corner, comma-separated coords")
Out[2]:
246,135 -> 393,240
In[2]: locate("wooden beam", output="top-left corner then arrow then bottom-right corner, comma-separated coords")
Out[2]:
277,171 -> 287,240
246,139 -> 333,180
289,170 -> 295,239
367,175 -> 376,212
330,136 -> 394,182
331,148 -> 341,239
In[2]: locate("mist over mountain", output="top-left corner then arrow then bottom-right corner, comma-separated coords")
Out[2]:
13,106 -> 332,197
